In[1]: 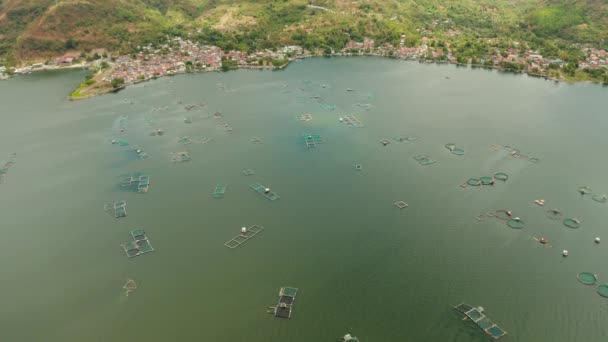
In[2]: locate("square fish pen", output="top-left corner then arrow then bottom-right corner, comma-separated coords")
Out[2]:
122,229 -> 155,258
413,154 -> 437,166
120,174 -> 150,193
213,184 -> 227,198
250,183 -> 280,201
224,225 -> 265,249
303,134 -> 323,148
454,303 -> 507,340
104,200 -> 127,218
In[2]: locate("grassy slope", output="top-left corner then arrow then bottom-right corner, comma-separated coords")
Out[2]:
0,0 -> 607,65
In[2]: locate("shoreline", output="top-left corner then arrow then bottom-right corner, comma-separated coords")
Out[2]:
2,53 -> 606,101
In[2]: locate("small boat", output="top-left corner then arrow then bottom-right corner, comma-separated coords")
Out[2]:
346,88 -> 354,92
539,237 -> 548,244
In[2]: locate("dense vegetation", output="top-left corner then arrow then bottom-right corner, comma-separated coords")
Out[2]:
0,0 -> 607,67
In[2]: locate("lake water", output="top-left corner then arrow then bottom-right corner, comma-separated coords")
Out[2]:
1,57 -> 607,342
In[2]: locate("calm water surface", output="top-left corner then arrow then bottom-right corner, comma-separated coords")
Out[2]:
1,58 -> 607,342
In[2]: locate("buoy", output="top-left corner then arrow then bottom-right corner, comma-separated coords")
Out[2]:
595,237 -> 600,243
562,250 -> 569,257
241,227 -> 247,233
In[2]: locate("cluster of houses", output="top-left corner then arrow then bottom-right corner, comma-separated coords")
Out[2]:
2,35 -> 606,84
580,48 -> 607,69
103,38 -> 308,84
105,39 -> 223,84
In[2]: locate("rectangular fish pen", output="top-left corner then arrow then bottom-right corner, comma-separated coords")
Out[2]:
303,134 -> 323,148
454,303 -> 507,339
224,225 -> 264,249
104,200 -> 127,218
250,183 -> 280,201
342,115 -> 364,127
270,287 -> 299,318
212,184 -> 227,198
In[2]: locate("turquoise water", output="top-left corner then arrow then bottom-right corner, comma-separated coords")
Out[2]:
1,58 -> 607,341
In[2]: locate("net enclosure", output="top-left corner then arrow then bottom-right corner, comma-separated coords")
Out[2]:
454,303 -> 507,339
507,218 -> 525,229
413,154 -> 436,166
563,218 -> 581,229
545,209 -> 563,220
250,183 -> 280,201
597,285 -> 608,298
122,229 -> 154,258
577,272 -> 598,285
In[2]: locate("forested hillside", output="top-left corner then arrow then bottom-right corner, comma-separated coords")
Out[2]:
0,0 -> 607,65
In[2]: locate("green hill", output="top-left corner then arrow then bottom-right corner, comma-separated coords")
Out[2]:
0,0 -> 607,65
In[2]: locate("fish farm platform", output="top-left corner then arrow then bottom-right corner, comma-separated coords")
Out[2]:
303,134 -> 323,148
454,303 -> 507,339
122,229 -> 154,258
224,225 -> 264,249
250,183 -> 280,201
270,287 -> 299,319
104,200 -> 127,218
213,184 -> 227,198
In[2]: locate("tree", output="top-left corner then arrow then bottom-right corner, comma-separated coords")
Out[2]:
65,38 -> 77,50
111,78 -> 125,89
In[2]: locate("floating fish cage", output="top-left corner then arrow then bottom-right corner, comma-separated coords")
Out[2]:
224,225 -> 264,249
578,186 -> 593,195
454,303 -> 507,340
597,285 -> 608,298
545,209 -> 563,220
170,151 -> 191,163
120,173 -> 150,193
393,135 -> 417,143
341,334 -> 360,342
445,143 -> 465,155
213,184 -> 227,199
222,123 -> 233,132
104,200 -> 127,218
250,183 -> 280,201
578,272 -> 598,285
270,287 -> 299,319
111,139 -> 130,147
413,155 -> 436,166
466,178 -> 481,186
494,173 -> 509,181
123,278 -> 137,296
494,210 -> 513,221
128,148 -> 148,160
242,169 -> 255,176
507,218 -> 525,229
320,104 -> 337,111
492,144 -> 539,163
394,201 -> 409,209
297,113 -> 312,122
122,229 -> 154,258
480,176 -> 495,185
342,115 -> 364,128
476,212 -> 495,221
563,218 -> 581,229
303,134 -> 323,149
